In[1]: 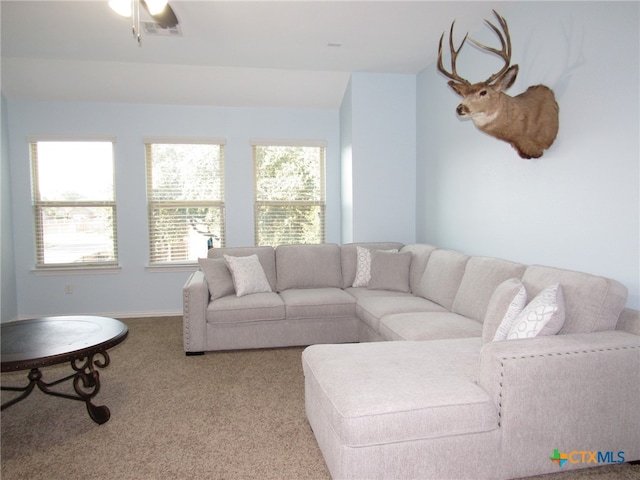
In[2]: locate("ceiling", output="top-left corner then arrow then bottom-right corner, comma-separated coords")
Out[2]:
0,1 -> 507,109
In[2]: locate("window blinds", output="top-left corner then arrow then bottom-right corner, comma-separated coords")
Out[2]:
30,140 -> 118,268
253,143 -> 326,246
145,141 -> 225,264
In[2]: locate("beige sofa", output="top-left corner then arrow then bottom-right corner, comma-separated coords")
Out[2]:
183,242 -> 404,353
183,242 -> 640,479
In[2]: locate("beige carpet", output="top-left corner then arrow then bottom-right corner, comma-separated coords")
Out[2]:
1,317 -> 638,480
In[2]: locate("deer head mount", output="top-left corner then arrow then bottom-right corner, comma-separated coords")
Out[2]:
438,10 -> 559,159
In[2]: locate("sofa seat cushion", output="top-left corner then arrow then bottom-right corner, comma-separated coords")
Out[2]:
302,339 -> 497,447
379,312 -> 483,341
356,295 -> 446,333
206,292 -> 285,325
279,288 -> 356,320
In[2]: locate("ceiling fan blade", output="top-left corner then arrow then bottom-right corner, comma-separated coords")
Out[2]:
141,0 -> 179,28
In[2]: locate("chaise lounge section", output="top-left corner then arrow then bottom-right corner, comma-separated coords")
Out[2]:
183,242 -> 640,479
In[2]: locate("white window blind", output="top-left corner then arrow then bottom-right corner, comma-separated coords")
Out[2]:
253,143 -> 326,246
30,140 -> 118,268
146,141 -> 225,264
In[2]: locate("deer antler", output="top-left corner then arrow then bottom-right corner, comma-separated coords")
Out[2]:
468,10 -> 513,84
437,21 -> 470,85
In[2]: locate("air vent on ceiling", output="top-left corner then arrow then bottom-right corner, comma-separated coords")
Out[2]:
142,21 -> 182,36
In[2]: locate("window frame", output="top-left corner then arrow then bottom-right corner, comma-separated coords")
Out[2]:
29,137 -> 119,271
144,137 -> 226,267
253,140 -> 327,247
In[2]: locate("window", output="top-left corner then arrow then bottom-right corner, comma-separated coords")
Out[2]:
30,139 -> 118,268
146,140 -> 225,265
254,142 -> 326,246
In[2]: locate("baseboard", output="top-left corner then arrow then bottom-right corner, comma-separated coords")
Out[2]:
15,311 -> 183,321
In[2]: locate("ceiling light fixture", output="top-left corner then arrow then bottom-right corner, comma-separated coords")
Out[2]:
143,0 -> 169,15
109,0 -> 177,46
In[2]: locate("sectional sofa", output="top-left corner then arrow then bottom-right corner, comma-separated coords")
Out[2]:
182,242 -> 640,479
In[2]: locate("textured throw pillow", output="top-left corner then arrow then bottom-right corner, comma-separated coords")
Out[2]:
507,283 -> 565,340
352,246 -> 399,287
352,246 -> 373,287
223,254 -> 272,297
484,278 -> 528,343
367,250 -> 412,292
198,257 -> 235,300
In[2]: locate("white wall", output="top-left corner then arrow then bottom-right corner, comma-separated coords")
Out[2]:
417,1 -> 640,309
341,72 -> 417,243
6,101 -> 341,318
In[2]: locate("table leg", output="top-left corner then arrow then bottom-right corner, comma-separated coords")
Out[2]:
1,351 -> 112,424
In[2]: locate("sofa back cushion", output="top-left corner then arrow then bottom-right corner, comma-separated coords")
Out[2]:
276,244 -> 342,291
521,265 -> 627,334
340,242 -> 404,288
415,249 -> 470,310
400,244 -> 438,294
207,246 -> 277,291
452,257 -> 527,322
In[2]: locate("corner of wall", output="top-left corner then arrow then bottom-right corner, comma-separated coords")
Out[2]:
1,92 -> 19,321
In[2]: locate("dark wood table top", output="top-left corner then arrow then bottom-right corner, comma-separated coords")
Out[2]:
1,316 -> 128,372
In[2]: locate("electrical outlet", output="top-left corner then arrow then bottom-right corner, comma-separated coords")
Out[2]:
65,284 -> 73,294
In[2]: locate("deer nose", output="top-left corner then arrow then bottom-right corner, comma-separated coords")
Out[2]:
456,104 -> 469,116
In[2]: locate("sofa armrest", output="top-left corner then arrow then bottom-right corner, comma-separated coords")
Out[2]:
478,331 -> 640,476
182,270 -> 209,353
617,307 -> 640,335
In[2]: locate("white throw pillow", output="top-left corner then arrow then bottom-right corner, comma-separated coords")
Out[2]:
352,246 -> 398,288
223,254 -> 272,297
491,280 -> 528,342
352,246 -> 372,287
507,283 -> 565,340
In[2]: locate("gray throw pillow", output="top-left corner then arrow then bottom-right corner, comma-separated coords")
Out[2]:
352,246 -> 399,287
368,250 -> 412,293
198,257 -> 235,300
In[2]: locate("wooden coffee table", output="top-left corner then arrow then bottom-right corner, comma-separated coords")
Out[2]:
1,316 -> 128,424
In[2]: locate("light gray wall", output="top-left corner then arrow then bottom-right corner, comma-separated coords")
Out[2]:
341,72 -> 416,243
6,101 -> 343,318
417,1 -> 639,309
5,1 -> 638,318
1,93 -> 18,321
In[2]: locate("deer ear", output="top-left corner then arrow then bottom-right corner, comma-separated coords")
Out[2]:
495,65 -> 519,91
448,81 -> 466,97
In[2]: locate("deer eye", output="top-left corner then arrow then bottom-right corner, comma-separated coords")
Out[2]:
479,90 -> 487,97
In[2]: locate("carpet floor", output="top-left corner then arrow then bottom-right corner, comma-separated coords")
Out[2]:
1,316 -> 638,480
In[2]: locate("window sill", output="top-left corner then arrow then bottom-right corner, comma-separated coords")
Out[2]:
145,264 -> 199,273
32,266 -> 122,276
